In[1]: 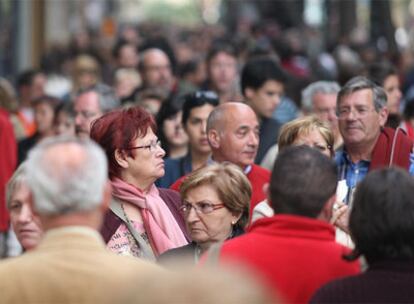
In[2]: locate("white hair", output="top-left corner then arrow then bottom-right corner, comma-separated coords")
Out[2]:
301,81 -> 340,112
6,162 -> 28,209
25,136 -> 108,216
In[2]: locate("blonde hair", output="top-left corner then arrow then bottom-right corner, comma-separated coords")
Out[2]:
180,162 -> 251,229
278,116 -> 334,156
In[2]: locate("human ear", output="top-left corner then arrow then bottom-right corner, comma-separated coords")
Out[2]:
378,107 -> 389,127
208,129 -> 221,149
114,149 -> 129,169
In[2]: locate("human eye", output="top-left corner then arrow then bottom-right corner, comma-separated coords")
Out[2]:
198,202 -> 213,214
9,201 -> 22,212
180,202 -> 191,213
236,128 -> 248,138
338,108 -> 349,115
314,144 -> 327,152
190,118 -> 202,126
356,107 -> 368,115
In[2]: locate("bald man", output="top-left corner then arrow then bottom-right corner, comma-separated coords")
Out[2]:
171,102 -> 270,215
139,48 -> 175,94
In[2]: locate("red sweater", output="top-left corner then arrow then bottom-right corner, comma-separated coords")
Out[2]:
170,164 -> 270,216
218,215 -> 360,303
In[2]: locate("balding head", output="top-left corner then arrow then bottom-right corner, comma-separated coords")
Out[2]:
207,102 -> 259,169
25,136 -> 109,216
139,48 -> 174,92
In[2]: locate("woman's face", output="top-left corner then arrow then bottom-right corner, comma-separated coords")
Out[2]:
293,128 -> 332,157
162,111 -> 188,148
34,102 -> 55,135
183,184 -> 239,249
55,111 -> 76,136
383,74 -> 402,114
185,104 -> 215,155
122,127 -> 166,187
9,183 -> 43,251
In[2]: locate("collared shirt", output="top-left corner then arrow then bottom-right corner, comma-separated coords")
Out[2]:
335,149 -> 414,205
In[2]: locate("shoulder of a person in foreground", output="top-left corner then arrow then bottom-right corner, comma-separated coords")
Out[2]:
251,164 -> 271,178
309,274 -> 359,304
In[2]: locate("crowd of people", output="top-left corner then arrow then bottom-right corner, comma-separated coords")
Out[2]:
1,19 -> 414,303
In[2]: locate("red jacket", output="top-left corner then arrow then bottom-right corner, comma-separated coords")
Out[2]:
170,164 -> 270,216
218,215 -> 360,303
0,110 -> 17,232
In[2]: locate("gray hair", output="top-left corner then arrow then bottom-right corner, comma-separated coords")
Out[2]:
301,81 -> 340,112
337,76 -> 387,113
77,83 -> 120,113
6,162 -> 28,210
25,136 -> 108,216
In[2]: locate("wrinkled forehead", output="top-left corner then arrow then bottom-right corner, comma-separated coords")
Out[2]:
338,88 -> 374,107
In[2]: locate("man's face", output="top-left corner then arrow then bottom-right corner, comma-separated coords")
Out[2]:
210,105 -> 259,169
142,50 -> 173,92
185,103 -> 216,155
312,93 -> 339,134
338,89 -> 388,149
208,52 -> 238,94
74,91 -> 103,138
34,102 -> 54,135
118,45 -> 139,69
245,80 -> 284,118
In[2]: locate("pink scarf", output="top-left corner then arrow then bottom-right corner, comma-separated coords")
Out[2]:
110,177 -> 188,255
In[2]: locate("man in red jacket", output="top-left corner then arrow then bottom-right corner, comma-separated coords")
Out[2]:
171,102 -> 270,215
215,146 -> 360,303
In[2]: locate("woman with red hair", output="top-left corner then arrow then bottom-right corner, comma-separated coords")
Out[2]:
90,106 -> 189,260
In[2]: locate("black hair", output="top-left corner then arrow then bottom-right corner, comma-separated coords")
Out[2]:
346,168 -> 414,263
241,57 -> 287,95
270,145 -> 337,218
17,69 -> 43,89
156,99 -> 183,157
32,95 -> 61,110
367,61 -> 398,87
181,91 -> 219,126
206,40 -> 238,64
112,39 -> 137,60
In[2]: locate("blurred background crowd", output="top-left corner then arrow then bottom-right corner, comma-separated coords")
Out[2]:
1,1 -> 414,303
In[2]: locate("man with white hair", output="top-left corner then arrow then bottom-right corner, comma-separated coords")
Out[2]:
0,136 -> 160,303
301,81 -> 342,149
74,84 -> 120,138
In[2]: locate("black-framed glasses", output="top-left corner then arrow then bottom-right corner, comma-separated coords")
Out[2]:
194,91 -> 219,100
179,201 -> 225,215
125,139 -> 161,153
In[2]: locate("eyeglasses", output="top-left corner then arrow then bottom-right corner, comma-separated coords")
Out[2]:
337,107 -> 376,119
125,139 -> 161,153
179,201 -> 225,215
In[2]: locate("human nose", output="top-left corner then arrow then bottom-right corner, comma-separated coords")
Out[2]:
155,144 -> 166,158
248,131 -> 259,146
186,206 -> 200,223
201,121 -> 207,134
18,204 -> 33,223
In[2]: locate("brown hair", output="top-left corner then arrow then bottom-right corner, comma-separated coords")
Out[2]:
180,162 -> 251,229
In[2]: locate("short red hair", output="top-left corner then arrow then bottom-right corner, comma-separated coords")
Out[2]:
90,106 -> 156,179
